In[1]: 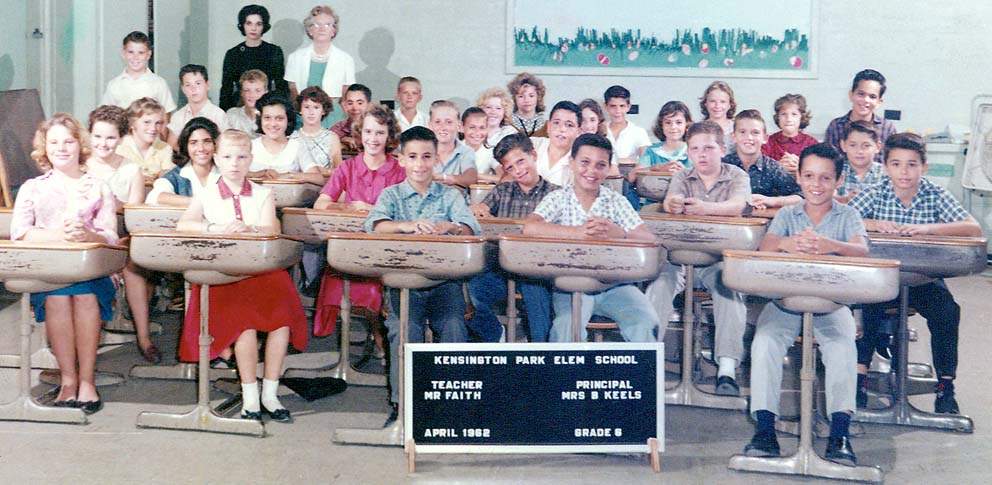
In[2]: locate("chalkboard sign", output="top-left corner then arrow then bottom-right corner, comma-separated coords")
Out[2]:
405,342 -> 664,454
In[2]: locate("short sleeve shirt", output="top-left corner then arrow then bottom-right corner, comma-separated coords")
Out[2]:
639,142 -> 689,168
481,178 -> 560,218
768,200 -> 867,242
319,153 -> 405,204
394,109 -> 427,132
823,112 -> 897,164
201,179 -> 271,226
225,107 -> 261,139
533,185 -> 642,231
145,164 -> 220,205
250,138 -> 302,173
848,177 -> 971,224
435,140 -> 476,175
364,180 -> 482,235
606,121 -> 651,162
101,70 -> 177,112
116,136 -> 175,178
168,102 -> 229,136
762,131 -> 818,161
722,152 -> 801,198
667,163 -> 752,203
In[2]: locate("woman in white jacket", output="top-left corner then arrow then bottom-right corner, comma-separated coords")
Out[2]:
284,5 -> 355,128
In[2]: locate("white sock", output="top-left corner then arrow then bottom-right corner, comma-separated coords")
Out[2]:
241,381 -> 260,413
261,378 -> 284,411
718,357 -> 737,378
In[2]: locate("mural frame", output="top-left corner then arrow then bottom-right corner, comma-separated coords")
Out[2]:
505,0 -> 819,79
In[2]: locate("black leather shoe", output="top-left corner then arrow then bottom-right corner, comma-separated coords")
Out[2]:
384,402 -> 399,427
934,393 -> 960,414
262,404 -> 292,423
715,375 -> 740,396
825,436 -> 857,466
240,410 -> 263,421
52,400 -> 79,409
79,400 -> 103,415
856,386 -> 868,409
743,431 -> 780,457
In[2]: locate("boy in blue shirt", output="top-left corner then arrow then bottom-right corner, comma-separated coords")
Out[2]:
849,132 -> 982,414
365,126 -> 482,423
745,143 -> 868,466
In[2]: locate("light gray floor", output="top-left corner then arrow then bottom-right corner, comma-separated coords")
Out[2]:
0,273 -> 990,484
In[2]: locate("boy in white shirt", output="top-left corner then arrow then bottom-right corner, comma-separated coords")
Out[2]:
393,76 -> 427,132
102,31 -> 176,113
604,85 -> 650,166
167,64 -> 229,149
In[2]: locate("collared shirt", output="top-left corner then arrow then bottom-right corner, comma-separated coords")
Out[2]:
848,177 -> 971,224
364,180 -> 482,234
723,152 -> 801,198
284,43 -> 355,98
101,69 -> 177,112
533,185 -> 642,231
762,131 -> 818,161
837,161 -> 887,197
394,109 -> 427,132
511,112 -> 546,137
823,111 -> 897,164
533,136 -> 572,187
435,140 -> 476,175
667,163 -> 751,204
250,138 -> 302,173
329,118 -> 353,139
10,171 -> 118,244
320,153 -> 405,204
292,128 -> 340,171
225,107 -> 261,139
768,200 -> 867,242
201,179 -> 271,226
116,135 -> 175,178
606,121 -> 651,162
639,142 -> 689,168
481,177 -> 560,218
145,164 -> 221,204
168,102 -> 229,136
89,159 -> 141,203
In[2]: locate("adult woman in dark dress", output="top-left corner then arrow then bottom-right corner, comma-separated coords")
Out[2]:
219,5 -> 289,110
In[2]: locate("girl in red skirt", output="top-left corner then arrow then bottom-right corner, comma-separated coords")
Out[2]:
176,129 -> 307,422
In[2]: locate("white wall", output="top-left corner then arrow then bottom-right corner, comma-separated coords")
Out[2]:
200,0 -> 992,138
0,0 -> 30,91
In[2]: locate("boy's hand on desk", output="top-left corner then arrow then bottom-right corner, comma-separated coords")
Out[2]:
664,195 -> 685,214
222,220 -> 251,233
469,203 -> 490,218
400,219 -> 444,234
682,197 -> 708,215
872,220 -> 904,234
655,161 -> 683,172
793,227 -> 832,255
895,223 -> 929,235
750,194 -> 772,210
582,216 -> 621,239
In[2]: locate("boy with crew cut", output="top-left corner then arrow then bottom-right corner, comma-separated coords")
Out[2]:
646,120 -> 751,395
722,109 -> 802,210
467,134 -> 559,343
524,134 -> 661,343
824,69 -> 896,163
849,132 -> 982,414
102,31 -> 177,113
429,100 -> 478,190
394,77 -> 427,132
744,143 -> 868,466
365,126 -> 481,424
167,64 -> 229,149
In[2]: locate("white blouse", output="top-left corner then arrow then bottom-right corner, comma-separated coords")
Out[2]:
250,138 -> 302,173
201,179 -> 272,226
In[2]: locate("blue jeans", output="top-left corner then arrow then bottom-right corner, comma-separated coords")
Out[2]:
467,271 -> 552,343
384,282 -> 467,403
551,284 -> 661,343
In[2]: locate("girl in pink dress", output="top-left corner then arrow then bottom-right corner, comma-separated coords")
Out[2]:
312,104 -> 404,354
11,113 -> 119,413
177,129 -> 307,422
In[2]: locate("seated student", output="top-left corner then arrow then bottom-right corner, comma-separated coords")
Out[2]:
744,143 -> 868,466
330,83 -> 371,153
762,94 -> 818,172
699,81 -> 737,150
645,120 -> 750,395
311,103 -> 405,356
824,69 -> 897,163
835,120 -> 886,203
604,85 -> 651,166
722,109 -> 803,210
177,129 -> 308,422
533,100 -> 582,187
225,69 -> 268,139
147,118 -> 221,206
365,126 -> 481,423
578,98 -> 606,136
102,31 -> 176,113
477,87 -> 520,148
468,134 -> 560,343
507,72 -> 548,137
429,100 -> 478,190
524,133 -> 661,343
166,64 -> 229,150
86,105 -> 161,363
462,107 -> 501,183
394,76 -> 427,132
627,100 -> 692,208
292,85 -> 343,176
12,114 -> 119,412
248,92 -> 324,185
849,133 -> 983,414
116,97 -> 174,182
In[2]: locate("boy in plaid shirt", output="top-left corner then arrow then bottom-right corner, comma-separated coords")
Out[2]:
849,132 -> 982,414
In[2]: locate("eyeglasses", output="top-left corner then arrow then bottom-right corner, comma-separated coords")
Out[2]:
308,22 -> 334,29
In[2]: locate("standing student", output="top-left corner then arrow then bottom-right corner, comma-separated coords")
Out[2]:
604,85 -> 650,165
167,64 -> 229,149
177,129 -> 308,422
116,97 -> 174,181
225,70 -> 268,139
823,69 -> 896,163
101,31 -> 176,113
699,81 -> 737,151
293,85 -> 343,176
429,100 -> 478,190
722,110 -> 803,210
219,4 -> 288,110
365,126 -> 481,424
762,94 -> 817,172
507,73 -> 547,137
285,5 -> 355,128
11,114 -> 119,413
744,143 -> 867,466
394,76 -> 427,132
524,134 -> 661,343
